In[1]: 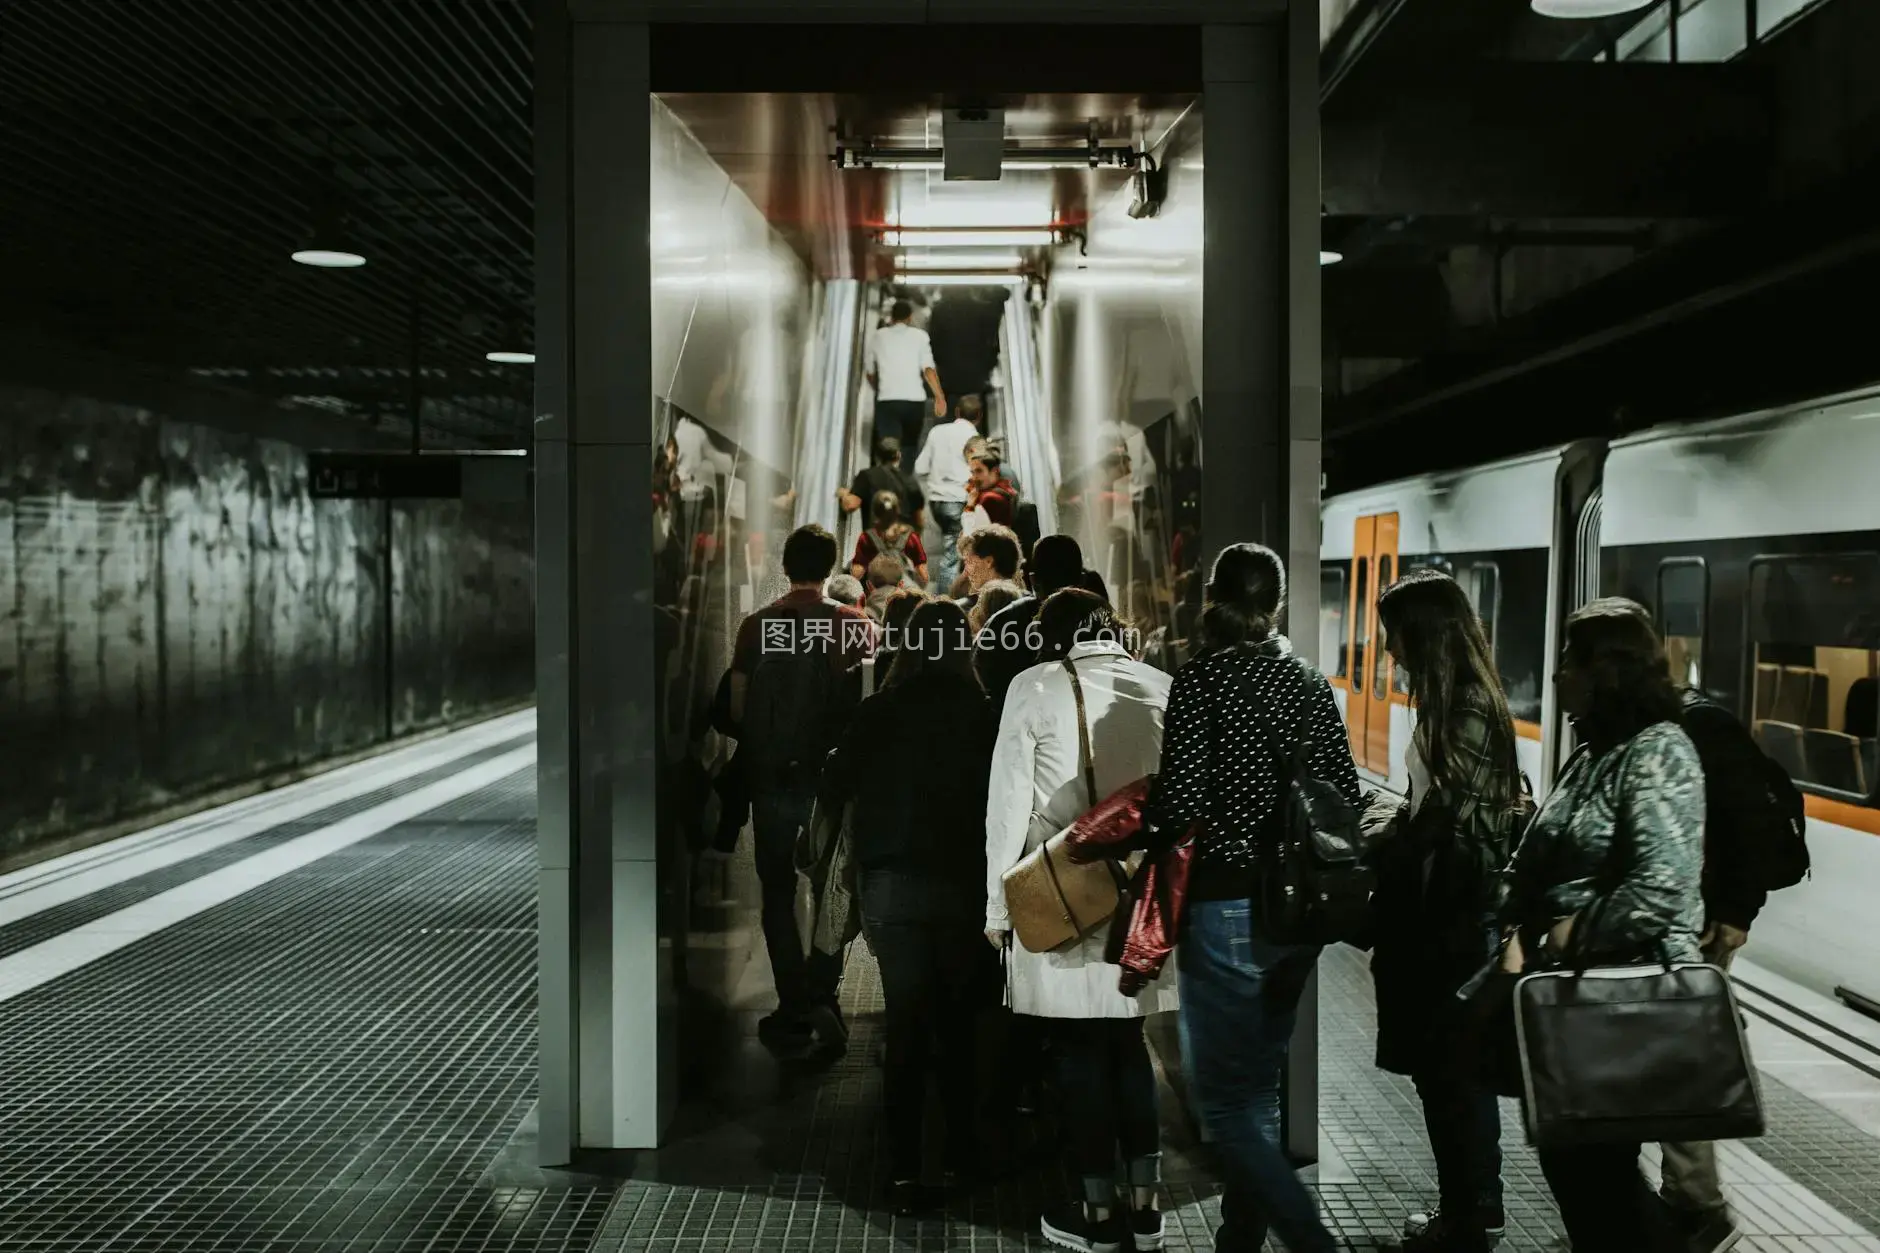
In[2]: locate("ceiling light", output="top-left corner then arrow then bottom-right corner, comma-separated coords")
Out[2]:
486,351 -> 535,364
292,249 -> 366,268
1531,0 -> 1653,16
880,228 -> 1056,248
1320,250 -> 1344,266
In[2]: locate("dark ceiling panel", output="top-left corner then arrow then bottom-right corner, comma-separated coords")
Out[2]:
0,0 -> 534,447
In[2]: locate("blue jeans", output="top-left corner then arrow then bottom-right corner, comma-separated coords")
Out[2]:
1179,899 -> 1334,1253
930,500 -> 965,593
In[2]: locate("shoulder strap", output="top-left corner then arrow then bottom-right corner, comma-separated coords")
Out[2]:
1063,659 -> 1099,808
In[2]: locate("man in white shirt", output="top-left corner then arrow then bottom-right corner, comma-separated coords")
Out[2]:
866,299 -> 947,450
914,392 -> 983,593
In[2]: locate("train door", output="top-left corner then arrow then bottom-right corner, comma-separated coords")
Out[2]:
1343,512 -> 1399,775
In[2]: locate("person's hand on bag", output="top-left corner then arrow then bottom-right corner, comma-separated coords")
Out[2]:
1701,921 -> 1749,960
985,928 -> 1010,950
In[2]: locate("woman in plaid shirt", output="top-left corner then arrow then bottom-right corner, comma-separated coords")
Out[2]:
1373,569 -> 1526,1253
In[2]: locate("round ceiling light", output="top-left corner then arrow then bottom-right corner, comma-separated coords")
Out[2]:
1531,0 -> 1653,17
291,249 -> 367,268
486,351 -> 535,364
1320,250 -> 1344,266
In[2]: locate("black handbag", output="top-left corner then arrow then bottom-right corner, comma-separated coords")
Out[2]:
1514,958 -> 1763,1148
1504,745 -> 1764,1148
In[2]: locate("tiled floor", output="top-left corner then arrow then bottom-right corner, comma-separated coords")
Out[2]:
4,718 -> 1879,1252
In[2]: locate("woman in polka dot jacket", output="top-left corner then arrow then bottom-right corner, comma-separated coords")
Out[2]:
1143,542 -> 1363,1253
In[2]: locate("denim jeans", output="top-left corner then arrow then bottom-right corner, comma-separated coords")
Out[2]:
929,500 -> 965,593
1178,899 -> 1334,1253
751,789 -> 842,1018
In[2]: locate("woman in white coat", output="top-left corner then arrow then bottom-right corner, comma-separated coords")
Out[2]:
985,588 -> 1179,1253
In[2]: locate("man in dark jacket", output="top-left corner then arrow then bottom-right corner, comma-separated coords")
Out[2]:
1662,686 -> 1774,1253
973,534 -> 1086,713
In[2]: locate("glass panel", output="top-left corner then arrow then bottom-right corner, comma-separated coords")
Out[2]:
1656,560 -> 1706,689
1321,566 -> 1348,679
1747,554 -> 1880,799
1757,0 -> 1827,38
1468,561 -> 1501,651
1618,2 -> 1673,59
1678,0 -> 1748,60
1374,553 -> 1395,699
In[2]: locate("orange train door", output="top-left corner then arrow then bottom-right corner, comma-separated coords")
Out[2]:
1343,512 -> 1399,775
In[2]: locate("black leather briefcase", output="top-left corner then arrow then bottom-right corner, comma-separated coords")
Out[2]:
1514,961 -> 1764,1149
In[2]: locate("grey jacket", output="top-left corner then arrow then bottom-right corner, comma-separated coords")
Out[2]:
1500,721 -> 1705,964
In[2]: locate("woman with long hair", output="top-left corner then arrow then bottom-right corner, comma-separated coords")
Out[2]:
1372,569 -> 1524,1252
822,598 -> 996,1214
1143,543 -> 1361,1253
1500,597 -> 1703,1250
985,588 -> 1178,1253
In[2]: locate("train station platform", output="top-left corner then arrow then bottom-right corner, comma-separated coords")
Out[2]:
5,712 -> 1879,1253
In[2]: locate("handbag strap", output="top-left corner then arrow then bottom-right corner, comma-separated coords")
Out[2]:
1064,659 -> 1099,809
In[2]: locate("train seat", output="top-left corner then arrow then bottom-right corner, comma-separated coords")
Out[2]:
1848,677 -> 1878,740
1756,720 -> 1808,783
1804,728 -> 1868,796
1775,666 -> 1827,728
1754,663 -> 1780,722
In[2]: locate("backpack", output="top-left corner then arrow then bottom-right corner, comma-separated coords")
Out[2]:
1685,692 -> 1809,891
740,602 -> 854,793
1234,655 -> 1374,946
869,528 -> 922,590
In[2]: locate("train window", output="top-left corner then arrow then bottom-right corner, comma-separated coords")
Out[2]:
1320,565 -> 1348,679
1374,552 -> 1396,699
1656,559 -> 1707,689
1352,556 -> 1370,694
1746,553 -> 1880,801
1463,561 -> 1501,651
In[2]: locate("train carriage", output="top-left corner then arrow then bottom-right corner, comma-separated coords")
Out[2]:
1321,388 -> 1880,1008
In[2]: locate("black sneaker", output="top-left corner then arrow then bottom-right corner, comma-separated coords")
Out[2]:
803,1002 -> 849,1056
1040,1204 -> 1123,1253
1128,1205 -> 1165,1252
1669,1208 -> 1742,1253
1404,1203 -> 1506,1245
757,1012 -> 815,1060
889,1179 -> 935,1217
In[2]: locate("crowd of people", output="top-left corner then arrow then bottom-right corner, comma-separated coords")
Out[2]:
709,502 -> 1781,1253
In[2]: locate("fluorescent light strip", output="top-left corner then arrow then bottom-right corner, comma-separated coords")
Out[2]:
881,228 -> 1056,248
292,249 -> 366,268
486,351 -> 535,364
895,272 -> 1026,287
896,254 -> 1024,270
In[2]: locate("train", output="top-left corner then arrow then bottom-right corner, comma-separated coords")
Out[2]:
1320,387 -> 1880,1006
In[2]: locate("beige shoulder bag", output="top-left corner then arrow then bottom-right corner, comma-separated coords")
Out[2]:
1000,659 -> 1136,953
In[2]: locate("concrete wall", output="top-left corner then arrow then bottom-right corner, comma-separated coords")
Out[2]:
0,382 -> 533,863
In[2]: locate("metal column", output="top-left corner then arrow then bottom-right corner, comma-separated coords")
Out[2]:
535,2 -> 672,1159
1200,2 -> 1324,1164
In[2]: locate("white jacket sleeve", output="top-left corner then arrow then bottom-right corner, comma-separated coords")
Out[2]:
985,683 -> 1038,932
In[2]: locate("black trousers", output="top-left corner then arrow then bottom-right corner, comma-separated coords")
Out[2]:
1045,1017 -> 1162,1192
750,790 -> 842,1017
863,905 -> 986,1179
1539,1141 -> 1681,1250
874,399 -> 928,450
1411,1069 -> 1503,1217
